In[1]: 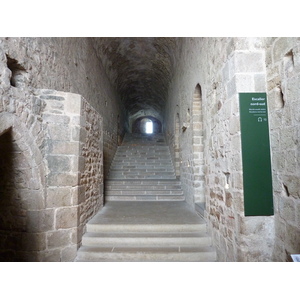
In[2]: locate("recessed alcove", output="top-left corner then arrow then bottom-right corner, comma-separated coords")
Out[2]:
6,56 -> 27,88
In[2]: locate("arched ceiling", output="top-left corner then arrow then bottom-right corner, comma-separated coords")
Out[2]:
93,37 -> 180,120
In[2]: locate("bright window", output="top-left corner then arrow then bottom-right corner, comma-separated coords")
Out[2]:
145,120 -> 153,134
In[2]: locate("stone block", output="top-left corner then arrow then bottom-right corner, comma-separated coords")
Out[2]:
254,73 -> 266,91
22,232 -> 46,251
40,249 -> 62,262
235,73 -> 254,92
43,100 -> 64,114
71,126 -> 81,142
47,172 -> 79,187
64,93 -> 82,115
72,185 -> 86,205
42,113 -> 70,125
50,141 -> 80,156
71,155 -> 85,173
47,155 -> 71,173
19,189 -> 45,210
234,51 -> 265,73
47,229 -> 71,248
56,206 -> 78,229
227,77 -> 236,99
47,187 -> 72,208
26,209 -> 54,233
61,245 -> 78,262
47,124 -> 71,141
40,95 -> 65,101
222,61 -> 230,83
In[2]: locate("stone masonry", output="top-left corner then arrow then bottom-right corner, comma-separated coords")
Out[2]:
0,37 -> 299,261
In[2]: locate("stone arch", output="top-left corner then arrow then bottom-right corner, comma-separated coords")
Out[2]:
132,116 -> 162,134
0,112 -> 45,261
192,84 -> 205,205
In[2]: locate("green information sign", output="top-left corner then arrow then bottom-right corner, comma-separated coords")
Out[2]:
239,93 -> 274,216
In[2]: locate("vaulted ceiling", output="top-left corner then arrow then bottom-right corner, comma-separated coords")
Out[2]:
93,37 -> 180,120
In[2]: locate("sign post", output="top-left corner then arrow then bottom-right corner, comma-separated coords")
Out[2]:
239,93 -> 274,216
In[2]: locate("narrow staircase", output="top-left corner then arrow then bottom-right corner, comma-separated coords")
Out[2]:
75,133 -> 216,262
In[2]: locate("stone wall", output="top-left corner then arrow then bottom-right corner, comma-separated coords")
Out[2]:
1,37 -> 124,180
0,38 -> 114,261
165,37 -> 300,261
264,37 -> 300,261
0,86 -> 103,261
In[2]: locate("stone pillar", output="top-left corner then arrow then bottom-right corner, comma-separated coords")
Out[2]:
38,89 -> 103,261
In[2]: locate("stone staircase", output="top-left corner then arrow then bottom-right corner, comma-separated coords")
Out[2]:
105,133 -> 184,202
75,133 -> 216,262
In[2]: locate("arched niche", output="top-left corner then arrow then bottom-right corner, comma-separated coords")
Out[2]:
132,116 -> 162,134
0,112 -> 45,261
192,84 -> 205,205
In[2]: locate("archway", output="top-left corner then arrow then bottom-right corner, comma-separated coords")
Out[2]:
192,84 -> 205,206
0,112 -> 45,261
132,116 -> 162,134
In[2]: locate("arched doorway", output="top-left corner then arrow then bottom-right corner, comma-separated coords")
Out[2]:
132,116 -> 162,134
0,112 -> 45,261
192,84 -> 205,207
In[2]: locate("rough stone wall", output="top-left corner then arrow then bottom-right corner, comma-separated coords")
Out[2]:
264,37 -> 300,261
0,87 -> 103,261
1,37 -> 124,180
165,37 -> 294,261
0,37 -> 118,261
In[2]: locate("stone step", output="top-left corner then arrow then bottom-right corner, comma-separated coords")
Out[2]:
82,231 -> 212,247
108,171 -> 176,176
108,175 -> 177,180
115,148 -> 170,152
110,165 -> 174,170
86,222 -> 205,233
106,185 -> 182,191
106,190 -> 183,196
105,180 -> 182,185
112,157 -> 173,162
111,161 -> 173,165
114,150 -> 171,155
75,245 -> 217,262
105,195 -> 185,201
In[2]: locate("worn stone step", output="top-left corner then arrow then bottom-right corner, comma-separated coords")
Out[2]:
109,166 -> 174,171
112,158 -> 173,163
108,171 -> 175,176
86,223 -> 205,233
105,195 -> 185,201
110,161 -> 173,165
106,185 -> 182,191
75,245 -> 217,262
82,231 -> 212,247
108,175 -> 177,180
105,190 -> 183,196
110,165 -> 174,170
114,151 -> 171,156
105,180 -> 182,185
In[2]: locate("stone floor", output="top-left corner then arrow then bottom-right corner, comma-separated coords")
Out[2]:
89,201 -> 205,226
75,201 -> 216,262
